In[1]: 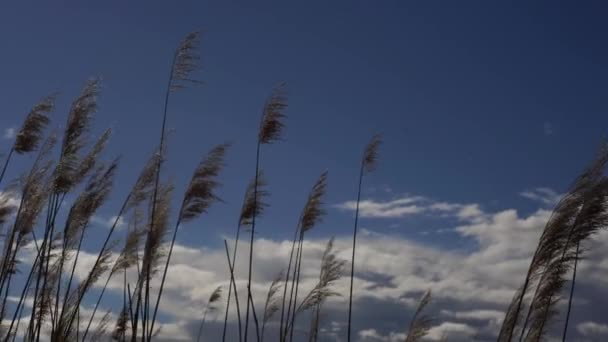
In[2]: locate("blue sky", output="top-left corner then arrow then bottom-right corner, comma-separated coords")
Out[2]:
1,1 -> 608,341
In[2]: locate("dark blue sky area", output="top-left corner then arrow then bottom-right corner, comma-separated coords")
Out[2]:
1,1 -> 607,245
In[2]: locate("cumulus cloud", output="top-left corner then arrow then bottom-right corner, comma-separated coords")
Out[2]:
91,214 -> 126,230
334,195 -> 485,222
8,190 -> 608,341
577,321 -> 608,337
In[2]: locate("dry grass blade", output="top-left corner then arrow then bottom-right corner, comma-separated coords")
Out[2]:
258,82 -> 288,144
239,170 -> 269,227
55,78 -> 101,193
300,172 -> 328,233
362,134 -> 382,174
13,94 -> 55,154
404,290 -> 433,342
179,143 -> 230,222
170,31 -> 202,92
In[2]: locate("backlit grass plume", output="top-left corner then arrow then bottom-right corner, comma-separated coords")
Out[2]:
244,82 -> 288,342
300,238 -> 346,342
170,31 -> 202,92
282,171 -> 328,342
404,290 -> 433,342
258,82 -> 288,144
261,271 -> 284,341
149,144 -> 229,338
0,94 -> 55,186
499,142 -> 608,342
54,78 -> 101,194
13,94 -> 55,154
222,170 -> 269,342
196,286 -> 223,342
347,134 -> 382,342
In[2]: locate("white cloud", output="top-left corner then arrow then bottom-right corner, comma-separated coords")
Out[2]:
3,127 -> 16,140
520,187 -> 562,206
427,322 -> 477,340
334,195 -> 484,222
91,214 -> 126,230
9,189 -> 608,341
577,321 -> 608,337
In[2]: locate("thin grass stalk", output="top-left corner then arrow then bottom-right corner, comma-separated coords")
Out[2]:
196,286 -> 222,342
244,142 -> 261,342
4,246 -> 41,341
137,36 -> 179,342
223,239 -> 243,342
0,149 -> 14,186
347,162 -> 363,342
0,135 -> 55,294
82,272 -> 113,340
279,226 -> 300,342
148,143 -> 228,338
347,134 -> 380,342
561,241 -> 580,342
196,308 -> 210,342
223,171 -> 268,342
139,31 -> 201,342
133,46 -> 176,342
32,192 -> 62,339
58,223 -> 90,334
283,235 -> 303,342
288,235 -> 305,342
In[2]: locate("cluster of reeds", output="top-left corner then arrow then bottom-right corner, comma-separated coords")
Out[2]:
1,29 -> 604,342
0,31 -> 384,342
498,143 -> 608,342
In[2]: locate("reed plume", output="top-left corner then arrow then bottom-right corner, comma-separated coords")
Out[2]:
347,134 -> 381,342
14,94 -> 55,154
258,83 -> 287,144
261,271 -> 283,341
499,142 -> 608,342
54,78 -> 100,194
300,238 -> 345,342
245,82 -> 288,342
282,172 -> 328,342
196,286 -> 223,342
0,94 -> 55,185
139,30 -> 202,341
523,179 -> 608,341
83,219 -> 145,341
223,171 -> 269,342
404,290 -> 433,342
170,31 -> 202,92
90,310 -> 112,342
148,143 -> 229,338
